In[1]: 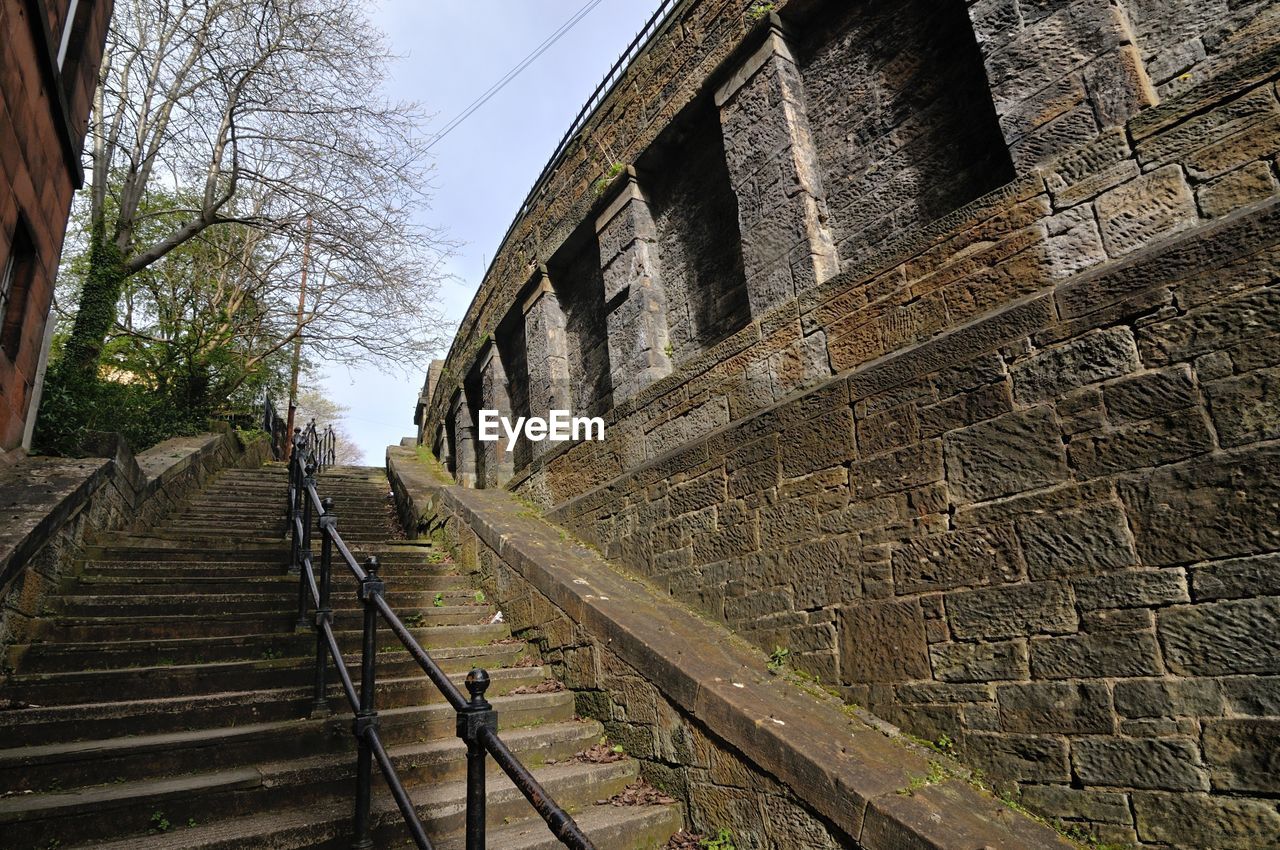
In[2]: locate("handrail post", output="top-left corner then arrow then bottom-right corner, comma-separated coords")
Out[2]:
295,459 -> 317,631
458,668 -> 497,850
286,428 -> 303,571
352,556 -> 383,850
312,497 -> 336,718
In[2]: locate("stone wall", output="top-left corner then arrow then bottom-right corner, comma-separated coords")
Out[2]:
423,0 -> 1280,843
387,446 -> 1076,850
798,0 -> 1015,263
548,236 -> 614,418
0,427 -> 271,650
644,112 -> 750,365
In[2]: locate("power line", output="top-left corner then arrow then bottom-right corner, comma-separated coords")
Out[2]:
425,0 -> 610,151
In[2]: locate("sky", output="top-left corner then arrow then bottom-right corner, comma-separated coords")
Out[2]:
320,0 -> 665,463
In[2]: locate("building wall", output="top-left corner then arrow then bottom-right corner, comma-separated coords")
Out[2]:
0,0 -> 111,454
797,0 -> 1015,263
644,110 -> 750,364
423,0 -> 1280,843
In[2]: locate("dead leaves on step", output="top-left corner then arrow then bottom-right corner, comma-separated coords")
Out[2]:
663,831 -> 706,850
507,679 -> 564,695
602,780 -> 677,807
573,742 -> 625,764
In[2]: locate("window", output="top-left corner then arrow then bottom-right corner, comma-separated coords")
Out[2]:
1,221 -> 36,361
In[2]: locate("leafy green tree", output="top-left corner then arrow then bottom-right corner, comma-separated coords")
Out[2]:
40,0 -> 450,453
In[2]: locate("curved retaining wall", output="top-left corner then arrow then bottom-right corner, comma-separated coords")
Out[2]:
423,1 -> 1280,845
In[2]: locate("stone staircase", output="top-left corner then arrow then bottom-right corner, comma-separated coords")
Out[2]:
0,464 -> 683,849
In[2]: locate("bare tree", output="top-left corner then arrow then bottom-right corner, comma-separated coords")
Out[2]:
57,0 -> 450,386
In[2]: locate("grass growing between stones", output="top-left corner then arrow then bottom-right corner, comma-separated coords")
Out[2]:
896,760 -> 947,796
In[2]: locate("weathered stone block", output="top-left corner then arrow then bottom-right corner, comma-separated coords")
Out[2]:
1191,552 -> 1280,601
1186,114 -> 1280,181
1132,791 -> 1280,849
1113,677 -> 1222,719
1204,365 -> 1280,447
917,382 -> 1012,438
1019,785 -> 1133,825
1221,675 -> 1280,717
1029,629 -> 1163,679
1134,85 -> 1277,168
759,498 -> 819,546
1054,386 -> 1105,434
857,404 -> 919,457
930,639 -> 1028,683
1072,736 -> 1209,790
1202,718 -> 1280,794
1094,165 -> 1197,257
780,408 -> 855,478
943,406 -> 1069,503
997,681 -> 1114,734
1068,408 -> 1214,477
1158,597 -> 1280,675
1102,364 -> 1198,423
964,732 -> 1070,782
1071,567 -> 1189,609
1016,502 -> 1138,579
891,525 -> 1023,594
1197,160 -> 1280,218
1010,327 -> 1140,404
851,439 -> 943,499
838,599 -> 930,683
1137,287 -> 1280,367
947,580 -> 1077,639
1118,445 -> 1280,565
894,682 -> 993,705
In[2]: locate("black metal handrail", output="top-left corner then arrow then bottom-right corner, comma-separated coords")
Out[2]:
261,396 -> 289,460
285,432 -> 596,850
298,418 -> 336,471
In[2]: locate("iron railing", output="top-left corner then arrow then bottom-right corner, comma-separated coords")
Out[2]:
261,396 -> 289,460
285,432 -> 596,850
298,418 -> 336,471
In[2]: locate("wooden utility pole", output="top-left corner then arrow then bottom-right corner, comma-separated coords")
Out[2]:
283,214 -> 312,461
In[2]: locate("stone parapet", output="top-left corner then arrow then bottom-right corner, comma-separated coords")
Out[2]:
386,445 -> 1076,850
0,426 -> 271,650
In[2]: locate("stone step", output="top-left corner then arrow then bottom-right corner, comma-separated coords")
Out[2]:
67,572 -> 467,596
52,590 -> 492,618
83,545 -> 290,563
1,652 -> 543,706
30,612 -> 510,642
6,632 -> 526,675
1,726 -> 635,848
193,486 -> 388,501
0,709 -> 598,795
0,459 -> 673,850
73,787 -> 680,850
79,555 -> 453,577
163,514 -> 397,532
93,531 -> 401,547
0,681 -> 574,747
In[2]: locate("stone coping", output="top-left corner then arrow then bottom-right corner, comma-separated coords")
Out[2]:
0,428 -> 263,603
386,446 -> 1078,850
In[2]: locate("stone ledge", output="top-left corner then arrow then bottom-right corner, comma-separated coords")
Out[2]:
386,446 -> 1077,850
0,427 -> 270,648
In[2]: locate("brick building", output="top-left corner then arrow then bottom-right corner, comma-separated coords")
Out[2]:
0,0 -> 112,457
